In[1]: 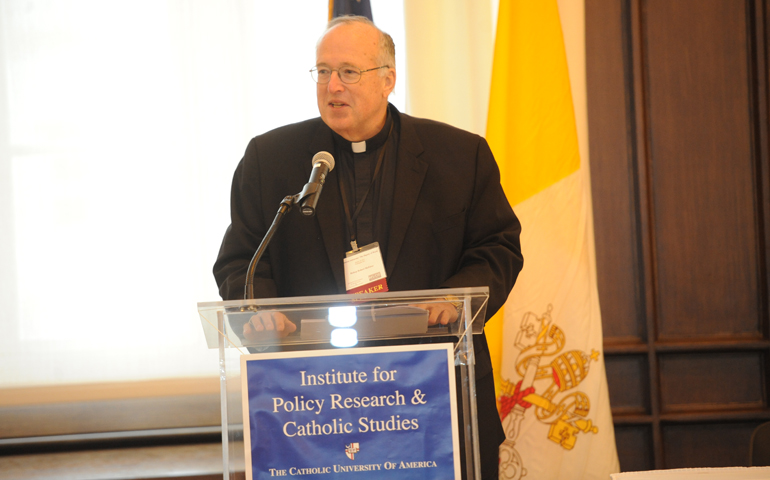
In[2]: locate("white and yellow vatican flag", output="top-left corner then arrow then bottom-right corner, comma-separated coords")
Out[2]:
484,1 -> 620,479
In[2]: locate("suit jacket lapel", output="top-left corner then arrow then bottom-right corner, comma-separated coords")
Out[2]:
386,112 -> 427,276
308,122 -> 348,292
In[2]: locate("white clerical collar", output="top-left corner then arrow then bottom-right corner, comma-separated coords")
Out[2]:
351,141 -> 366,153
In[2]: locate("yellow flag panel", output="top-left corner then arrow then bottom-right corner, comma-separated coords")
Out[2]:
486,0 -> 580,207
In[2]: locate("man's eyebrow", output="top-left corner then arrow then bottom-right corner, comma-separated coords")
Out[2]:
315,62 -> 358,69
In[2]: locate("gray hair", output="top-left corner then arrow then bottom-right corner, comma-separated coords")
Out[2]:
319,15 -> 396,72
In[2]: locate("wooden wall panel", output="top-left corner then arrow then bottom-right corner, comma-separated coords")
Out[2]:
614,425 -> 655,472
662,422 -> 761,468
587,0 -> 770,471
644,0 -> 761,339
586,0 -> 645,343
606,355 -> 650,414
658,352 -> 765,412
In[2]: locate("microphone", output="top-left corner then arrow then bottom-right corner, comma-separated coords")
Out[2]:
298,151 -> 335,216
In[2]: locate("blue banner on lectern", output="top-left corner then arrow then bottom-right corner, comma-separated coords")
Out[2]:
241,344 -> 460,480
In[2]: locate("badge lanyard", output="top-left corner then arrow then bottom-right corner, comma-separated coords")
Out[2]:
338,123 -> 393,251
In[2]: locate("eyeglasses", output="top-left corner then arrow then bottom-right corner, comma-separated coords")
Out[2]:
310,65 -> 389,84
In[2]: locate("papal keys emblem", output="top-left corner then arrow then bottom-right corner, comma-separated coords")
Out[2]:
498,305 -> 601,480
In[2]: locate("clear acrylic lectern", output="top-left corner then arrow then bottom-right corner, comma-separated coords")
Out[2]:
198,286 -> 489,480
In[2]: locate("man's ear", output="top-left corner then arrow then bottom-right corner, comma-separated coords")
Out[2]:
383,68 -> 396,97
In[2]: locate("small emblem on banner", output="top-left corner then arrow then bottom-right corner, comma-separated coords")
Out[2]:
345,442 -> 360,460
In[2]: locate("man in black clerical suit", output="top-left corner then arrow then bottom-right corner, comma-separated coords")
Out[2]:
213,15 -> 523,480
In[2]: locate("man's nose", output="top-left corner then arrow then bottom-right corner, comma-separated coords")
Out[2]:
327,71 -> 345,92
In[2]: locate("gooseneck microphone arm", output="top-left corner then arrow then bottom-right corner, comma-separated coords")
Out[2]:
244,194 -> 297,300
244,151 -> 335,300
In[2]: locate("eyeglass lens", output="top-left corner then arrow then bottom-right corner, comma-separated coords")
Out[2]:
312,67 -> 361,84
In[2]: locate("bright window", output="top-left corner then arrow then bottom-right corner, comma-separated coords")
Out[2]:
0,0 -> 406,387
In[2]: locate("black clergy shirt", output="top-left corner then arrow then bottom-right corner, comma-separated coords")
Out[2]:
332,106 -> 399,261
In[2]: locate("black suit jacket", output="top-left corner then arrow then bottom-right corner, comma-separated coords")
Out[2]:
214,106 -> 523,477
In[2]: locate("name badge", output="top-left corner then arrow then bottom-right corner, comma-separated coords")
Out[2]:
343,242 -> 389,294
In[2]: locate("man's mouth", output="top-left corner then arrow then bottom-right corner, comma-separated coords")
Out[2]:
329,102 -> 347,108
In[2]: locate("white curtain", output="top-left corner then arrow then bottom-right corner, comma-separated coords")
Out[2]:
0,0 -> 405,387
404,1 -> 497,137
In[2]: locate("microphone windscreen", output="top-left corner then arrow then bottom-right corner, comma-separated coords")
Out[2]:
312,151 -> 335,171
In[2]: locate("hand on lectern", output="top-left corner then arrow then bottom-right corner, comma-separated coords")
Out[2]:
409,302 -> 460,326
243,311 -> 297,340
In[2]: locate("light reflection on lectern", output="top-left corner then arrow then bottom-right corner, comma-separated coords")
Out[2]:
328,306 -> 358,347
330,328 -> 358,347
